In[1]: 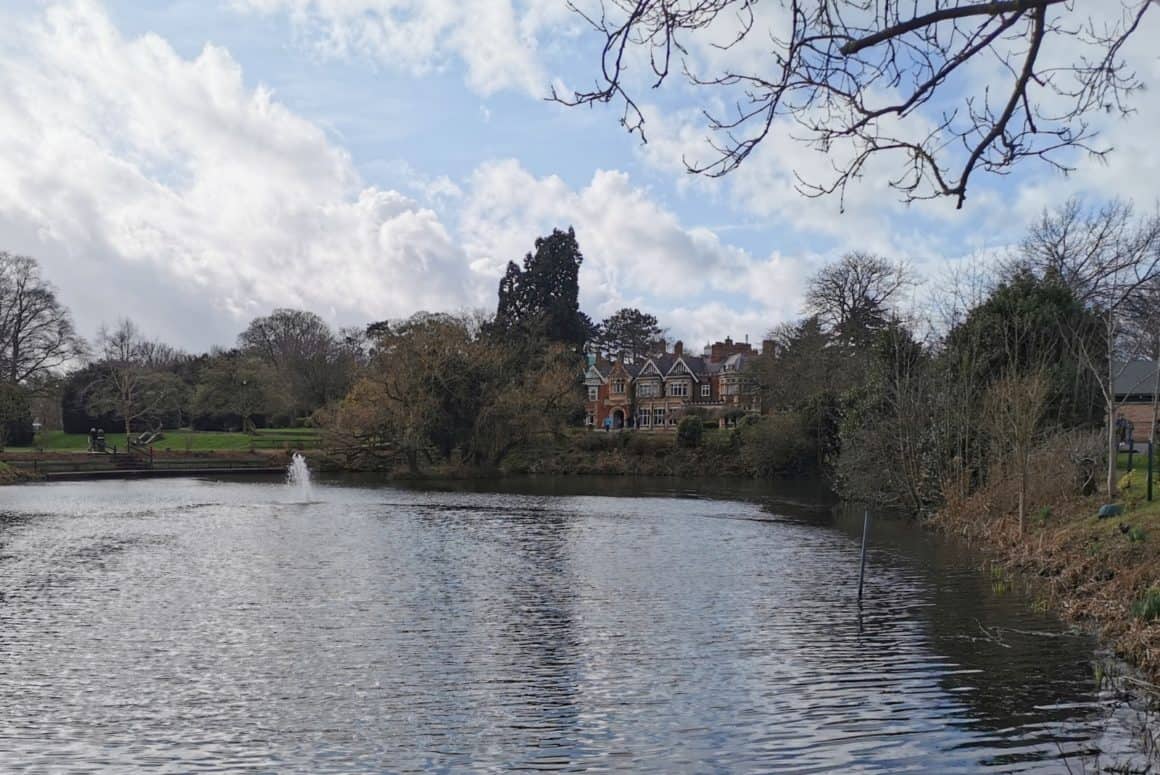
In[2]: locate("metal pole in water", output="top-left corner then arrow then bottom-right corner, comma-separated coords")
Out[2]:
857,509 -> 870,603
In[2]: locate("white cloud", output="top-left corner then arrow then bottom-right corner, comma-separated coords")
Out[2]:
0,1 -> 820,352
459,160 -> 816,339
0,0 -> 482,349
232,0 -> 574,97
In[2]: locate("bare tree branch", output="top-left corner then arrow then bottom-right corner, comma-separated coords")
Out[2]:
555,1 -> 1153,208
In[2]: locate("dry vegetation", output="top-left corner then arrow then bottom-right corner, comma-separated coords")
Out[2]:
932,435 -> 1160,681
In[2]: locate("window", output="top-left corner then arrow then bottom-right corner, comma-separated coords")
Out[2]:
654,408 -> 666,426
585,412 -> 594,426
668,382 -> 689,397
637,409 -> 650,427
669,413 -> 679,426
612,379 -> 625,394
701,383 -> 711,398
638,383 -> 658,397
587,386 -> 599,401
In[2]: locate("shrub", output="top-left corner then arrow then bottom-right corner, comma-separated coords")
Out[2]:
627,432 -> 665,456
1131,588 -> 1160,622
736,413 -> 811,477
702,428 -> 735,453
575,431 -> 616,452
676,416 -> 703,448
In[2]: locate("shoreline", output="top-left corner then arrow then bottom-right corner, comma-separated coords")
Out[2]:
928,480 -> 1160,686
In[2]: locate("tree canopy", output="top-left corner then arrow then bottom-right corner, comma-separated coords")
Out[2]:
591,307 -> 666,363
0,252 -> 85,386
490,227 -> 594,350
239,308 -> 356,417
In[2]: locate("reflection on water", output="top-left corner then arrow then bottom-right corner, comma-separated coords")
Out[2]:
0,475 -> 1152,772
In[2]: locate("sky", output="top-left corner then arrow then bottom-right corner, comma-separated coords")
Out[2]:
0,0 -> 1157,353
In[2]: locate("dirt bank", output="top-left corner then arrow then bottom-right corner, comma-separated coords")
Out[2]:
931,468 -> 1160,684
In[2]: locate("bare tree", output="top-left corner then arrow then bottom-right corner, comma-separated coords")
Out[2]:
805,252 -> 911,346
1020,199 -> 1160,497
87,319 -> 186,444
239,309 -> 354,416
1121,276 -> 1160,447
555,1 -> 1152,207
0,252 -> 85,385
984,370 -> 1050,535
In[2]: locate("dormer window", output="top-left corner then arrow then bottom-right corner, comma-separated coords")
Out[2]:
612,379 -> 626,394
669,382 -> 689,397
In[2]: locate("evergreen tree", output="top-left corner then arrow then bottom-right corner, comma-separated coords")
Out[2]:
491,227 -> 594,350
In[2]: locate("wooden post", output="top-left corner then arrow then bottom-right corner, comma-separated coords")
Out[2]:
857,509 -> 870,602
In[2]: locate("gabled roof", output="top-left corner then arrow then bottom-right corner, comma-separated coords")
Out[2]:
665,354 -> 708,382
1115,360 -> 1160,398
636,358 -> 664,378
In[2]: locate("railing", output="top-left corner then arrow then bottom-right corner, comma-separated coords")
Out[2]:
5,454 -> 282,478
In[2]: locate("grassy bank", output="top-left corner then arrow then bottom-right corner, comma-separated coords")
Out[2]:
932,465 -> 1160,683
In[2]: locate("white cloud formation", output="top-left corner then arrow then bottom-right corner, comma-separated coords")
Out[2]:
0,0 -> 480,348
232,0 -> 574,97
0,0 -> 879,353
459,160 -> 813,340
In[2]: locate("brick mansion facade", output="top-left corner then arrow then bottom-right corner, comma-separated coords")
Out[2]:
584,338 -> 769,431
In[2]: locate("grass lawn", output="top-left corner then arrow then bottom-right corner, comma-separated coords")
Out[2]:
26,428 -> 320,453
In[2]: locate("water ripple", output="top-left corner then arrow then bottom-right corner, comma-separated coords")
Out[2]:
0,477 -> 1149,772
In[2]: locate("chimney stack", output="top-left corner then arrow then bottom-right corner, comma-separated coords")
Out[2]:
674,340 -> 684,357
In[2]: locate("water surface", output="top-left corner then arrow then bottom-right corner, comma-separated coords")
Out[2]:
0,476 -> 1150,772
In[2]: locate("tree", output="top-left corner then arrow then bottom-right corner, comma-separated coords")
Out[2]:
592,307 -> 665,362
983,370 -> 1051,535
1018,199 -> 1160,497
0,252 -> 85,385
805,253 -> 910,350
751,317 -> 854,467
239,309 -> 355,417
676,415 -> 703,448
555,1 -> 1153,207
324,312 -> 583,471
0,383 -> 34,447
490,227 -> 594,350
86,319 -> 187,443
468,342 -> 582,465
943,268 -> 1102,428
837,321 -> 937,512
191,350 -> 277,433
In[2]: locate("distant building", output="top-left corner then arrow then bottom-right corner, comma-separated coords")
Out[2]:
583,337 -> 769,431
1114,359 -> 1160,443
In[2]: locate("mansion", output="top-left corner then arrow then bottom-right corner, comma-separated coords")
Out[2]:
584,337 -> 769,431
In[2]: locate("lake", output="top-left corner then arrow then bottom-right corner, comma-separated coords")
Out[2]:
0,475 -> 1152,772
